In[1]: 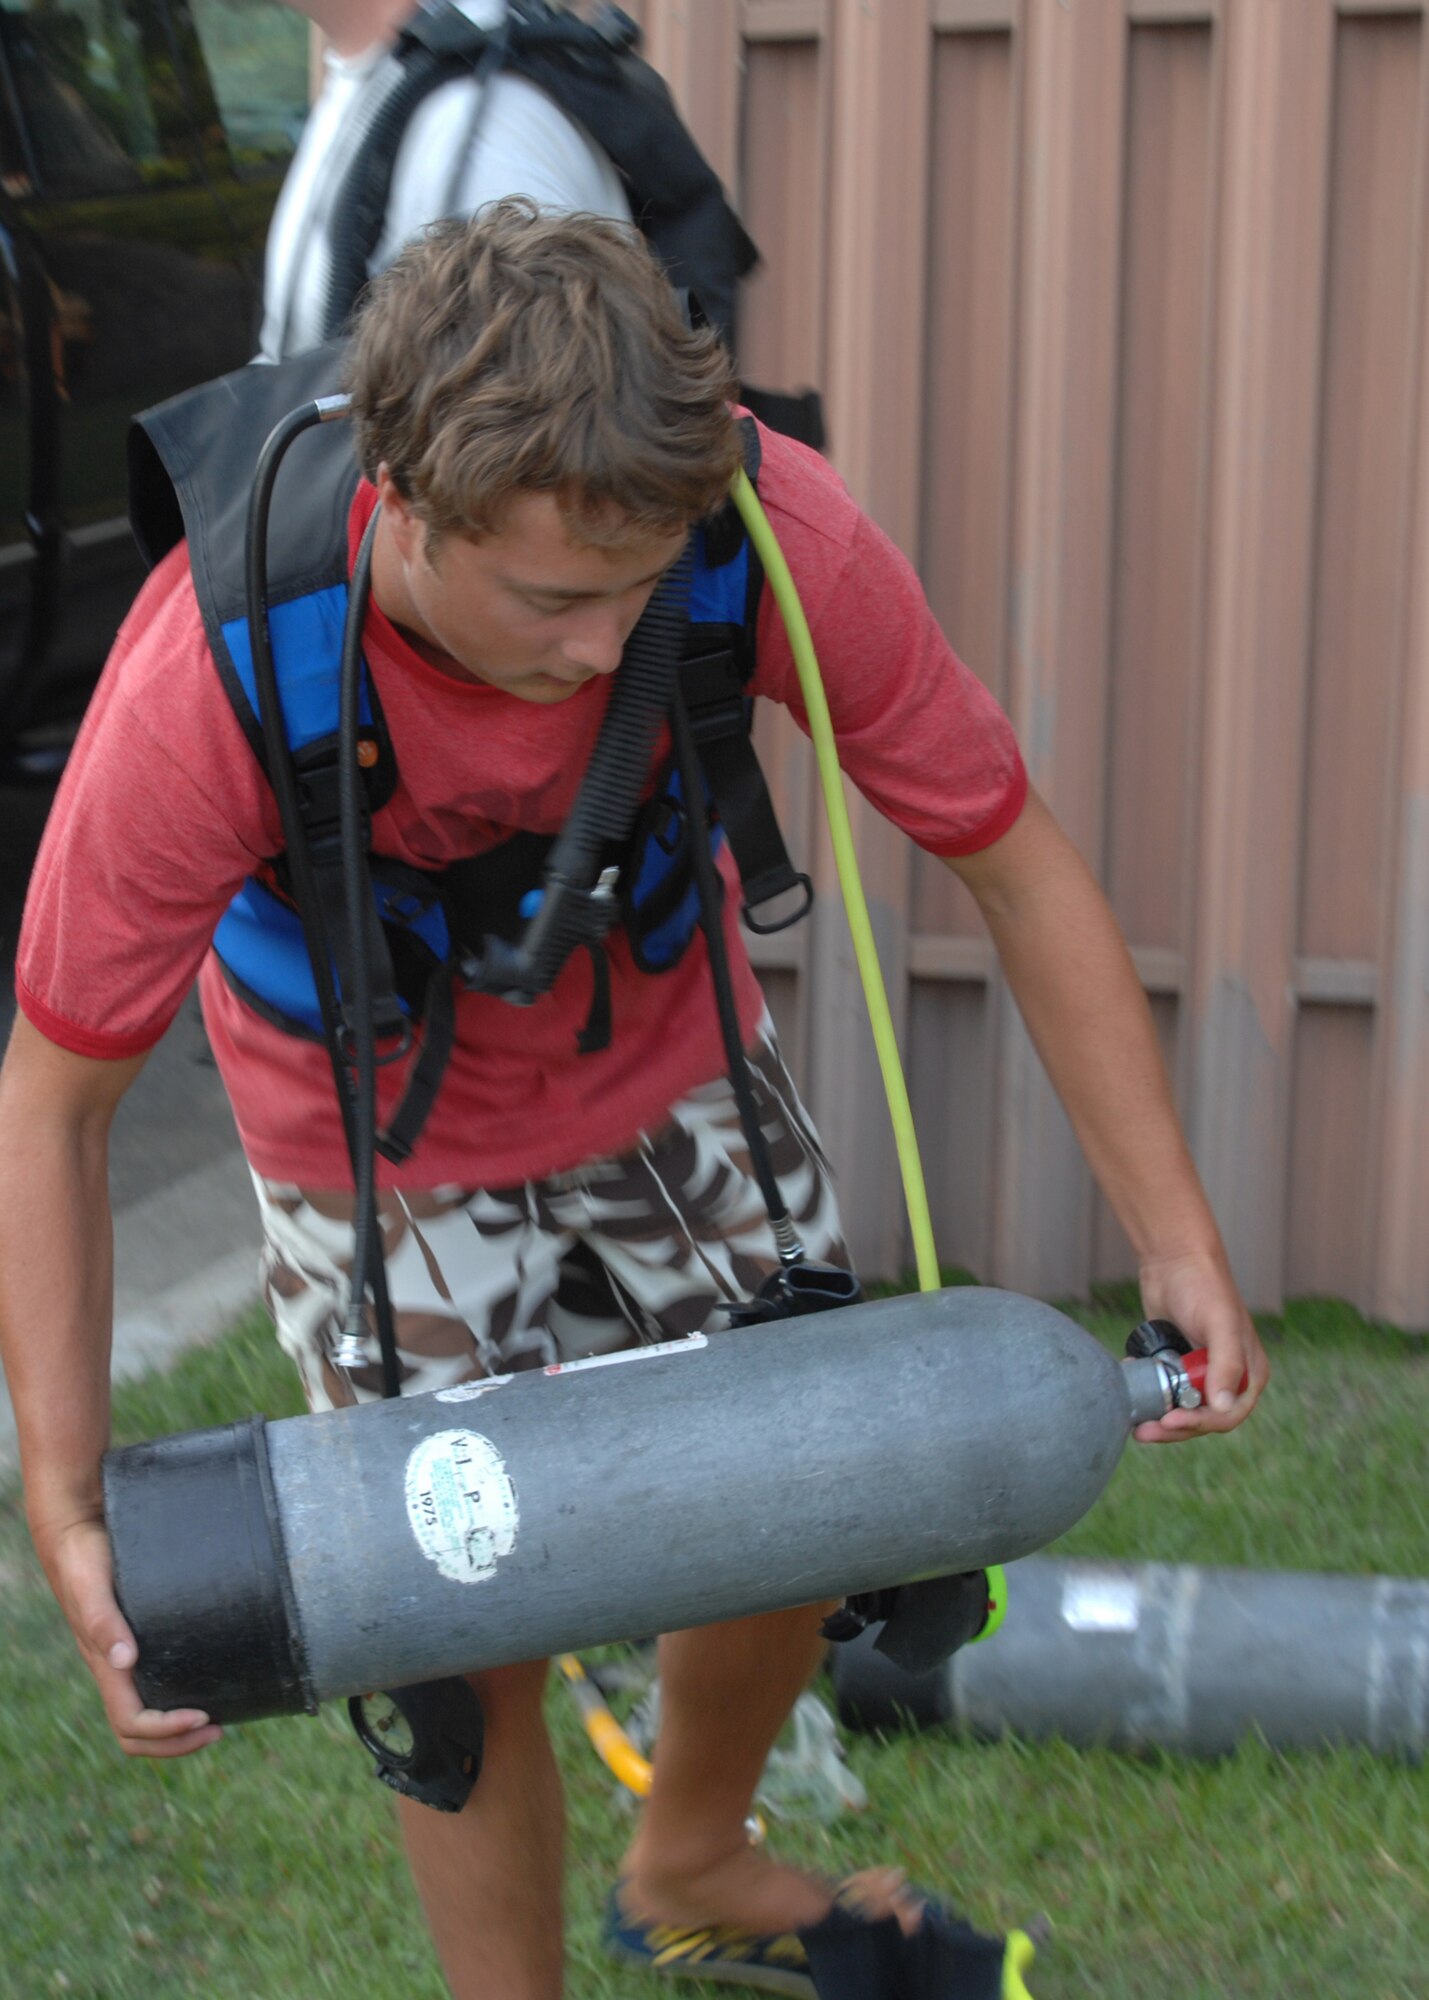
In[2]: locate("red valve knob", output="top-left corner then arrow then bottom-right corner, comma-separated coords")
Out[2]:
1180,1348 -> 1250,1404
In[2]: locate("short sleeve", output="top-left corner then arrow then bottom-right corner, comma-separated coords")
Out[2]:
16,550 -> 279,1058
746,432 -> 1027,857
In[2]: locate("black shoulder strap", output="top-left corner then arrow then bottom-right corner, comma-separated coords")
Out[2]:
683,419 -> 812,930
129,343 -> 353,604
320,2 -> 504,341
131,347 -> 409,1070
128,343 -> 399,793
320,0 -> 756,347
129,346 -> 359,746
499,10 -> 756,345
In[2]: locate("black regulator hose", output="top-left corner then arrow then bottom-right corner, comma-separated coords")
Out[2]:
247,402 -> 401,1393
321,6 -> 510,341
500,539 -> 695,992
336,507 -> 402,1396
322,0 -> 652,344
245,402 -> 361,1168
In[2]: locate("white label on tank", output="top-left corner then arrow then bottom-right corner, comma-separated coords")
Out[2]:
435,1376 -> 513,1403
543,1332 -> 708,1377
1061,1573 -> 1140,1633
404,1430 -> 518,1585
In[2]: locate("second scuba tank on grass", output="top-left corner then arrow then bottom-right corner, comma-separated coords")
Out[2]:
832,1553 -> 1429,1763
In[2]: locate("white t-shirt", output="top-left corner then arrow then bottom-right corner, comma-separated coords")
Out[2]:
259,0 -> 632,360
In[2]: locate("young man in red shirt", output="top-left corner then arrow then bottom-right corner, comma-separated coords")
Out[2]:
0,203 -> 1265,1998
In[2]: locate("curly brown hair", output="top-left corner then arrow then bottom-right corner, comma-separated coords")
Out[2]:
345,200 -> 741,547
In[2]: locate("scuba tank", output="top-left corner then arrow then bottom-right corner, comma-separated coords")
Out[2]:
103,1288 -> 1203,1722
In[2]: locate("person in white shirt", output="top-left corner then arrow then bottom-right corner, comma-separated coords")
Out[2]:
259,0 -> 631,360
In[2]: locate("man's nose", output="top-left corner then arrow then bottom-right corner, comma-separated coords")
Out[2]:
559,606 -> 628,676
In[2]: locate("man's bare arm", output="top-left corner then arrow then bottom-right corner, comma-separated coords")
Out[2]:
0,1012 -> 221,1754
945,787 -> 1269,1443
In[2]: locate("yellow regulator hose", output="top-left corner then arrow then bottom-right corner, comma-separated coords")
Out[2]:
728,468 -> 940,1295
558,469 -> 977,1864
732,466 -> 1011,1678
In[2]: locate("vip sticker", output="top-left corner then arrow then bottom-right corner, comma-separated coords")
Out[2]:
405,1429 -> 518,1585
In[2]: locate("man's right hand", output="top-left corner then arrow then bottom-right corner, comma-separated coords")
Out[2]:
41,1513 -> 222,1759
0,1020 -> 215,1757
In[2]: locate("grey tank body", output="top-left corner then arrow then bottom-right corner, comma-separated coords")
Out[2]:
834,1555 -> 1429,1762
267,1287 -> 1133,1702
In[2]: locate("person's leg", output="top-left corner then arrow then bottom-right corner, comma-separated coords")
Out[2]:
561,1026 -> 917,1938
250,1176 -> 575,1996
398,1658 -> 565,2000
620,1605 -> 838,1933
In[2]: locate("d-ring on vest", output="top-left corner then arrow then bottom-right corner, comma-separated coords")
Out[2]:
126,345 -> 812,1163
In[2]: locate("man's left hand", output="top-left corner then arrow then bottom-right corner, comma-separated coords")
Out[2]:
1131,1246 -> 1268,1444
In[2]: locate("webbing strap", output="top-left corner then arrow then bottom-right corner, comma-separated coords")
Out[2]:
306,846 -> 406,1047
680,650 -> 810,926
376,959 -> 456,1164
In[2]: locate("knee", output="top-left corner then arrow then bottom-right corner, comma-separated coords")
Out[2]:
465,1657 -> 550,1724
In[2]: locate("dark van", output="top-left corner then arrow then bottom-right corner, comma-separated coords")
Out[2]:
0,0 -> 308,776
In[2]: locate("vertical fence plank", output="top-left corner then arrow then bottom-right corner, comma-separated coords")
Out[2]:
731,13 -> 827,1104
907,19 -> 1022,1281
1093,17 -> 1217,1281
994,0 -> 1127,1300
736,29 -> 829,399
780,0 -> 933,1280
640,0 -> 742,183
1373,21 -> 1429,1331
1377,543 -> 1429,1325
1103,25 -> 1214,967
1187,0 -> 1335,1311
1288,11 -> 1424,1303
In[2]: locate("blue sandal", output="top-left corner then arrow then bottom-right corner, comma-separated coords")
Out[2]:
602,1880 -> 1045,1996
603,1884 -> 816,1994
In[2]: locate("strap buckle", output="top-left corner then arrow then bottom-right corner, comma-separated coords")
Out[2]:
742,871 -> 813,935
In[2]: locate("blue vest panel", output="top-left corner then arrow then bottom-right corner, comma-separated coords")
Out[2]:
213,525 -> 752,1027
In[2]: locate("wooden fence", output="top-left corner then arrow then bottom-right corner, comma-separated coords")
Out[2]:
622,0 -> 1429,1328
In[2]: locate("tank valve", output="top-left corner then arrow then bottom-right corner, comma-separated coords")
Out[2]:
1122,1316 -> 1252,1423
1121,1316 -> 1226,1422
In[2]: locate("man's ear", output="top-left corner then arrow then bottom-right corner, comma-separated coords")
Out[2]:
374,464 -> 423,562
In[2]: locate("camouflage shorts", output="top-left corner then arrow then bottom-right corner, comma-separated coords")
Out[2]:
252,1025 -> 848,1412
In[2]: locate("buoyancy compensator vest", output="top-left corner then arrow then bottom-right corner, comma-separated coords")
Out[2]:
318,0 -> 825,450
127,344 -> 812,1163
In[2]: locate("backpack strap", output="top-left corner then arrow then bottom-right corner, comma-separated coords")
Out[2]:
321,0 -> 755,347
131,352 -> 409,1055
683,419 -> 812,930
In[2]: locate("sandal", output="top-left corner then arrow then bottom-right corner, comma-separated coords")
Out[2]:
602,1877 -> 1046,1996
603,1880 -> 815,1994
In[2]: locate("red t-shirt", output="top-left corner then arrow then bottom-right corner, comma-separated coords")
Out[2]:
17,424 -> 1026,1188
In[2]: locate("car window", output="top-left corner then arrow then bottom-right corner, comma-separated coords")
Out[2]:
186,0 -> 307,175
0,0 -> 176,198
0,0 -> 305,749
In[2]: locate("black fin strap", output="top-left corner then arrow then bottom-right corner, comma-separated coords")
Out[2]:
798,1895 -> 1010,2000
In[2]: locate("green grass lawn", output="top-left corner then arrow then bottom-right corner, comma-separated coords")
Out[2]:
1,1292 -> 1425,1999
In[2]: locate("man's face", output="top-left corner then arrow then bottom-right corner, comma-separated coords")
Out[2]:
372,473 -> 689,704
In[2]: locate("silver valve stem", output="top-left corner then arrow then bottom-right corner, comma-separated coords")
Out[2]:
335,1327 -> 368,1370
772,1214 -> 805,1265
1121,1316 -> 1206,1424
